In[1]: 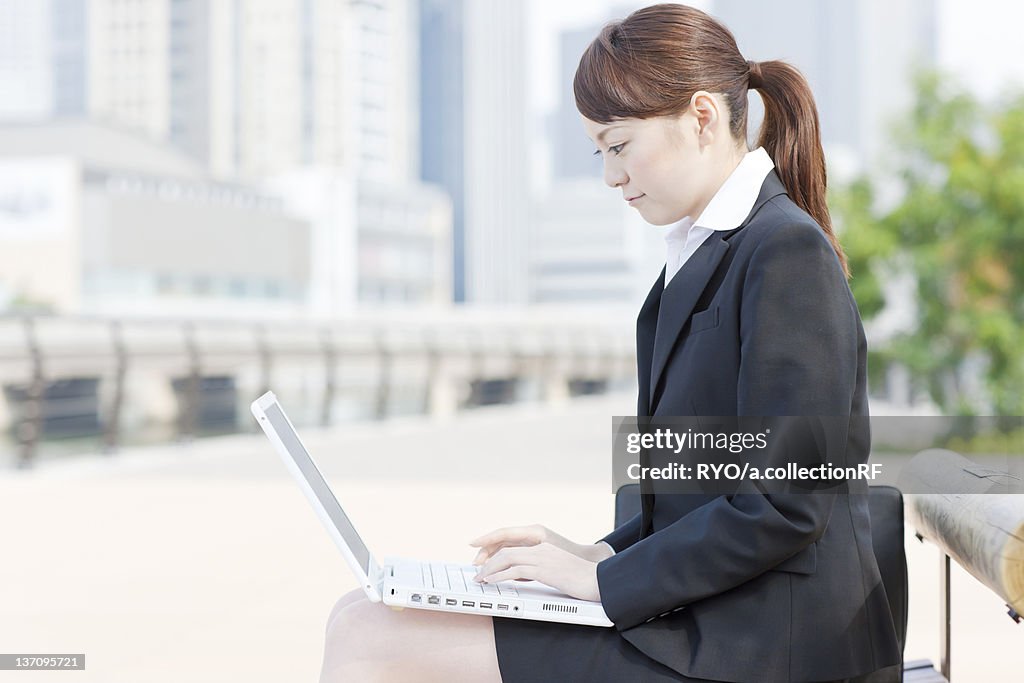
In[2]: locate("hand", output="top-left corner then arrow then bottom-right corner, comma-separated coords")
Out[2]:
472,542 -> 602,602
469,524 -> 614,566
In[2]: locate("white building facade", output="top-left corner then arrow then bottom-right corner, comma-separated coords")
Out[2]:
0,121 -> 310,317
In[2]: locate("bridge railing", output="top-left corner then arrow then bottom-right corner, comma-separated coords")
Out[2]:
0,312 -> 636,468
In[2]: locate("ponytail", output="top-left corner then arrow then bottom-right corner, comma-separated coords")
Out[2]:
747,60 -> 850,278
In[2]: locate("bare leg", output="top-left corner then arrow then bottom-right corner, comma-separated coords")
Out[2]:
324,588 -> 367,636
321,593 -> 503,683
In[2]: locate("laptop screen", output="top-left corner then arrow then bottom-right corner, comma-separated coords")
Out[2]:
263,402 -> 372,574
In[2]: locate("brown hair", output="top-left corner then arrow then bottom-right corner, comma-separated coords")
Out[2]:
574,3 -> 849,278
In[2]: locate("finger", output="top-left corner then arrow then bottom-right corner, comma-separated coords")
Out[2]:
469,526 -> 543,548
473,539 -> 534,565
472,545 -> 507,565
476,546 -> 538,581
483,565 -> 538,585
480,543 -> 559,581
469,528 -> 514,547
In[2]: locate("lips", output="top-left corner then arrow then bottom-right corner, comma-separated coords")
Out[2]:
626,194 -> 645,202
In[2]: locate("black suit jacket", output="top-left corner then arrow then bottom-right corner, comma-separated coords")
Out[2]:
595,171 -> 901,682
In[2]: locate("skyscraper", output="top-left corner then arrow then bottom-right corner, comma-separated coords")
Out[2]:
419,0 -> 466,301
550,25 -> 599,181
0,0 -> 56,119
419,0 -> 532,305
52,0 -> 88,115
462,0 -> 529,304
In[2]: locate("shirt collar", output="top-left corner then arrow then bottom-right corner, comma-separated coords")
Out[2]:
663,147 -> 775,243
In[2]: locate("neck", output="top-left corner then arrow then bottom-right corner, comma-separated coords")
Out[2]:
691,146 -> 748,219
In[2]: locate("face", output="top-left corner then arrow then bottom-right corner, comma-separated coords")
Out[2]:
581,92 -> 743,226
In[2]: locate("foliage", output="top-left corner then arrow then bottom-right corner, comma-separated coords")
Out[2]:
945,425 -> 1024,456
832,70 -> 1024,417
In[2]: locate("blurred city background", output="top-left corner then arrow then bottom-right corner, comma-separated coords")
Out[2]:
0,0 -> 1022,462
0,0 -> 1022,681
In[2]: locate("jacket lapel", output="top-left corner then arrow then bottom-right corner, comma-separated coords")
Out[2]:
636,270 -> 664,539
648,237 -> 730,407
635,267 -> 664,417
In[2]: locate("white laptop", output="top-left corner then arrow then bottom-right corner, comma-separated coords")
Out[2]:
251,391 -> 613,627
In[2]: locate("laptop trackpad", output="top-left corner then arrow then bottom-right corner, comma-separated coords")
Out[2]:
390,563 -> 424,586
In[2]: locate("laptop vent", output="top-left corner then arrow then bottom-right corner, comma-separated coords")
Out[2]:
541,603 -> 578,614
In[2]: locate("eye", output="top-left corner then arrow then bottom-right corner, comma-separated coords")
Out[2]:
592,143 -> 626,157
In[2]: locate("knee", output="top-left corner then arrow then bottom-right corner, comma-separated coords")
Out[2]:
326,592 -> 385,652
326,589 -> 366,634
322,596 -> 391,679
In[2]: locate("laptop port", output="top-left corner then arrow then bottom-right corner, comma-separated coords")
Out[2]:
445,598 -> 457,606
428,595 -> 440,605
462,601 -> 475,607
411,594 -> 422,603
480,602 -> 492,609
497,604 -> 509,610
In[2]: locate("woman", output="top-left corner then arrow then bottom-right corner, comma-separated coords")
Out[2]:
321,4 -> 901,682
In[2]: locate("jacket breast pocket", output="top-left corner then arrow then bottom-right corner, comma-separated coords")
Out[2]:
768,541 -> 817,575
687,305 -> 720,336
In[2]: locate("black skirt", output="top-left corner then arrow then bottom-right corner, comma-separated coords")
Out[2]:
491,616 -> 719,683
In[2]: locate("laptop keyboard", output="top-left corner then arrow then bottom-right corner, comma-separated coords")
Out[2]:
421,562 -> 520,596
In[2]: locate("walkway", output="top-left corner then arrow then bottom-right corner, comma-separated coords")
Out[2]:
1,394 -> 1019,681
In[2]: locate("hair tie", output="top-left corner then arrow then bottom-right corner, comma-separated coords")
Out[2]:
746,60 -> 763,90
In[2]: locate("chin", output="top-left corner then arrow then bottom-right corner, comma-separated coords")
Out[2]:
643,211 -> 675,227
644,208 -> 688,227
636,203 -> 681,227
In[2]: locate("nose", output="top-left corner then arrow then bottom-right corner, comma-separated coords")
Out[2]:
603,159 -> 627,189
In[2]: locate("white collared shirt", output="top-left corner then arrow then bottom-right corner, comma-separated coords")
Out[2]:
663,147 -> 775,287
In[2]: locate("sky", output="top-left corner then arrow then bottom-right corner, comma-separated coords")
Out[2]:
935,0 -> 1024,100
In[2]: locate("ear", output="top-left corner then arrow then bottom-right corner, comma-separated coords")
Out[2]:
688,91 -> 720,144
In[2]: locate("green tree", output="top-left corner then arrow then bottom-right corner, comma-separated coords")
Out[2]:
832,71 -> 1024,419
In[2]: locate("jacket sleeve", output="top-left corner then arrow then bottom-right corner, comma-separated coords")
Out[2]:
598,512 -> 642,553
597,221 -> 857,630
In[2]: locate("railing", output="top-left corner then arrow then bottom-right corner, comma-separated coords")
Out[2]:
902,449 -> 1024,681
0,312 -> 636,468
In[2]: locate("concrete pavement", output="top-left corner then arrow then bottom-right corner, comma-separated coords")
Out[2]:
1,394 -> 1020,681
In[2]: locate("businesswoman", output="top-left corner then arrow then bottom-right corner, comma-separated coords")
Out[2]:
320,4 -> 901,682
